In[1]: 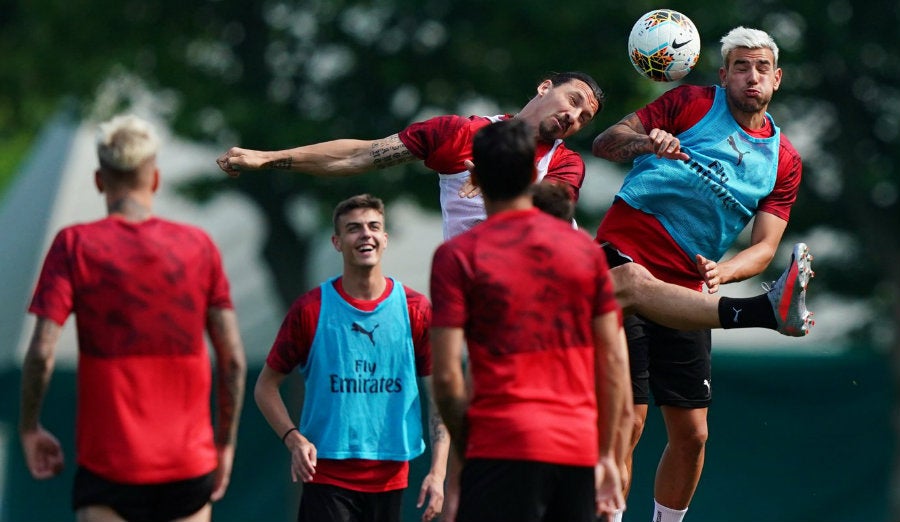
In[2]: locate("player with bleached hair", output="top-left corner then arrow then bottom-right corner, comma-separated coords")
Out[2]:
20,114 -> 247,522
591,26 -> 804,522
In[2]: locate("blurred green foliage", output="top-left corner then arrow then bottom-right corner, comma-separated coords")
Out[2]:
1,0 -> 897,348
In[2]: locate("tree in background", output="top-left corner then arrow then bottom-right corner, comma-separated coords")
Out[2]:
2,0 -> 898,514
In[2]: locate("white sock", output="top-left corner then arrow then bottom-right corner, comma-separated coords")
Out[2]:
610,509 -> 624,522
652,500 -> 688,522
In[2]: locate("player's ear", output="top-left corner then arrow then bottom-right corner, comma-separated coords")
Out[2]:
151,168 -> 160,193
94,170 -> 104,193
537,79 -> 553,97
331,234 -> 341,252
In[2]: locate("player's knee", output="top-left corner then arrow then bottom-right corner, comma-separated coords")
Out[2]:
673,424 -> 708,454
611,263 -> 655,313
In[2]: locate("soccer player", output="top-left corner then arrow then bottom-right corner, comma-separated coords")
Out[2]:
254,194 -> 449,522
216,71 -> 603,240
19,114 -> 247,522
592,27 -> 806,522
214,69 -> 812,342
430,119 -> 631,522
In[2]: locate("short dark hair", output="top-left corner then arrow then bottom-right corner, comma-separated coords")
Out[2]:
471,119 -> 535,202
333,194 -> 385,233
543,71 -> 605,112
531,182 -> 575,222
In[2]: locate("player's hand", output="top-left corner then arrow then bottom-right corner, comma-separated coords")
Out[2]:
458,160 -> 482,198
210,444 -> 235,502
695,254 -> 721,294
594,456 -> 625,518
647,128 -> 690,161
286,432 -> 317,483
20,426 -> 65,479
416,471 -> 445,521
216,147 -> 261,177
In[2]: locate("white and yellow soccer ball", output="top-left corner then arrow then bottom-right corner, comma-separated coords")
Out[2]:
628,9 -> 701,82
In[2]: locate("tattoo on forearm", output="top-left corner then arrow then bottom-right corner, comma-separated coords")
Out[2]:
216,360 -> 245,445
19,318 -> 60,430
263,157 -> 293,170
600,135 -> 649,162
208,310 -> 246,446
430,411 -> 448,443
371,135 -> 413,169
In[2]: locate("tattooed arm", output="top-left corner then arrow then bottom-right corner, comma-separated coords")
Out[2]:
206,307 -> 247,502
216,134 -> 416,177
417,375 -> 450,521
19,317 -> 65,480
592,113 -> 689,163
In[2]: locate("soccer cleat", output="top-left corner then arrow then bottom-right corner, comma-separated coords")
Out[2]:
763,242 -> 815,336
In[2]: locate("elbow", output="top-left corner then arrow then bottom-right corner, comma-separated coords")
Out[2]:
591,134 -> 608,159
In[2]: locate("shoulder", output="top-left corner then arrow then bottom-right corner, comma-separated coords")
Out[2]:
403,114 -> 483,134
777,132 -> 801,162
402,285 -> 430,304
401,286 -> 432,315
287,286 -> 324,315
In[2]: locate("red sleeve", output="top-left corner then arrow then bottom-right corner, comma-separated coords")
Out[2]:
636,84 -> 715,135
28,229 -> 75,325
429,239 -> 469,329
404,288 -> 433,376
543,145 -> 586,202
399,114 -> 469,160
398,115 -> 494,173
757,135 -> 802,221
266,288 -> 322,374
203,232 -> 233,310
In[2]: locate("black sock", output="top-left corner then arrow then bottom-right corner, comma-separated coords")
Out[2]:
718,295 -> 777,329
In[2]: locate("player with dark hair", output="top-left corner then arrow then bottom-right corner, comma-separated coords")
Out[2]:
254,194 -> 449,522
430,119 -> 631,522
217,71 -> 603,240
531,181 -> 577,222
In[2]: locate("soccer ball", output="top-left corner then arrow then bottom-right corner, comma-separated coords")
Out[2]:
628,9 -> 701,82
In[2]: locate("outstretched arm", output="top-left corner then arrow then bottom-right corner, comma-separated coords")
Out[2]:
206,307 -> 247,501
217,134 -> 417,177
19,316 -> 65,480
592,113 -> 689,163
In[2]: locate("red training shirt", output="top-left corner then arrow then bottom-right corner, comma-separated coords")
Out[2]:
431,208 -> 621,466
29,216 -> 233,484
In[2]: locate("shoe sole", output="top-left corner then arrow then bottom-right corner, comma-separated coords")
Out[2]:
778,243 -> 814,336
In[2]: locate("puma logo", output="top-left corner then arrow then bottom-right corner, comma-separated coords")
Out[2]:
351,322 -> 379,345
727,135 -> 751,165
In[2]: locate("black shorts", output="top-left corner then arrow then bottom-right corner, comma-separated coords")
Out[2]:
625,313 -> 712,408
297,483 -> 403,522
72,466 -> 214,522
602,242 -> 712,409
457,459 -> 595,522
